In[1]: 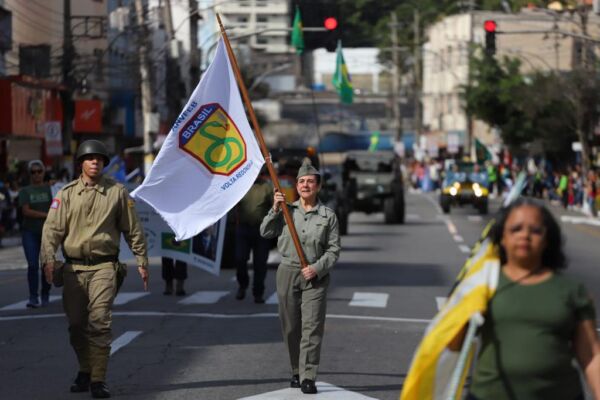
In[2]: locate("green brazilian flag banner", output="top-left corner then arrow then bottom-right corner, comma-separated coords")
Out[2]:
290,6 -> 304,55
475,138 -> 493,163
332,40 -> 353,104
161,233 -> 191,254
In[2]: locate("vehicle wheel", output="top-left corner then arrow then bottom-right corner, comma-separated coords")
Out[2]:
338,211 -> 349,235
384,198 -> 397,224
440,195 -> 451,214
479,198 -> 488,215
395,196 -> 405,224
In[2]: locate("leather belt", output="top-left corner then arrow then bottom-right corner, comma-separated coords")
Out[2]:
65,255 -> 118,266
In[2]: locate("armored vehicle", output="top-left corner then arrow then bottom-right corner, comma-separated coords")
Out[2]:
342,150 -> 405,224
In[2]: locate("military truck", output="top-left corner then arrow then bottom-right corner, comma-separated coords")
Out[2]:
342,150 -> 405,225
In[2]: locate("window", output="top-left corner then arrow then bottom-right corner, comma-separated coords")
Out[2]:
257,16 -> 268,23
19,44 -> 51,78
237,16 -> 248,23
256,37 -> 268,45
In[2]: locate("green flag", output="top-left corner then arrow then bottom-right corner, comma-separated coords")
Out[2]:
332,40 -> 353,104
368,131 -> 380,152
475,138 -> 493,163
290,6 -> 304,54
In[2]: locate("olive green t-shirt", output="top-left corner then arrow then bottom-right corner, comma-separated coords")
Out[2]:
18,184 -> 52,234
470,270 -> 596,400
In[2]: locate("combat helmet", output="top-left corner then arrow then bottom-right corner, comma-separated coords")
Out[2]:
75,140 -> 110,165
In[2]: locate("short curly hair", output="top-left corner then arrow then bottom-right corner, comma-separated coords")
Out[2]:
488,198 -> 567,270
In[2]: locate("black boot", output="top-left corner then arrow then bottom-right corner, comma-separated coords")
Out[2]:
163,280 -> 173,295
90,381 -> 111,398
69,371 -> 90,393
235,287 -> 246,300
175,280 -> 186,296
301,379 -> 317,394
290,374 -> 300,388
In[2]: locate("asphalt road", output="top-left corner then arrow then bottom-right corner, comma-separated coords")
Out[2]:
1,192 -> 599,400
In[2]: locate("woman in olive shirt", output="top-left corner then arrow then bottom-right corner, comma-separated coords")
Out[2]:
467,199 -> 600,400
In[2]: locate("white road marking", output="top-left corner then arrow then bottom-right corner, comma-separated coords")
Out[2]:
238,381 -> 379,399
422,192 -> 443,214
178,291 -> 230,305
113,292 -> 150,306
265,292 -> 278,305
0,311 -> 432,324
405,213 -> 421,221
468,215 -> 483,222
445,220 -> 458,235
110,330 -> 142,356
0,295 -> 61,311
453,235 -> 464,242
349,292 -> 389,308
560,216 -> 600,227
458,245 -> 471,254
435,297 -> 447,311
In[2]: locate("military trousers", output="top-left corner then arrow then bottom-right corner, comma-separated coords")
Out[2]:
276,264 -> 329,382
63,265 -> 117,382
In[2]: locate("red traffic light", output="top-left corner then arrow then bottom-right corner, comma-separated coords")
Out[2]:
324,17 -> 338,30
484,20 -> 497,33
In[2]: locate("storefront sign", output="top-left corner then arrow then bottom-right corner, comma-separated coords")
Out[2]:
44,121 -> 63,156
74,100 -> 102,133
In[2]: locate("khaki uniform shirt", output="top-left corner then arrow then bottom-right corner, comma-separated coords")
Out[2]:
41,175 -> 148,271
260,200 -> 340,279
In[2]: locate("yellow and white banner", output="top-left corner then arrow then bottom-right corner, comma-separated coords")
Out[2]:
400,239 -> 500,400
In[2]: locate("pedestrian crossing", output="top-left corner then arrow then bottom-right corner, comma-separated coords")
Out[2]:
0,290 -> 401,311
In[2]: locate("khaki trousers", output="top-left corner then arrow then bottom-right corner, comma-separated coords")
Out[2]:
276,264 -> 329,382
63,266 -> 117,382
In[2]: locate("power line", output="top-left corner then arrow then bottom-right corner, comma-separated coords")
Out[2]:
11,2 -> 64,25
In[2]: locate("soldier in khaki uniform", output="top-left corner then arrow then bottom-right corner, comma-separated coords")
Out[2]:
260,159 -> 340,394
41,140 -> 149,399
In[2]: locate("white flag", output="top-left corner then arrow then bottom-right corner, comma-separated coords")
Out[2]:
131,38 -> 264,241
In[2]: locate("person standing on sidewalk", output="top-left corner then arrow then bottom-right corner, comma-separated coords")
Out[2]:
234,171 -> 273,303
260,160 -> 341,394
41,140 -> 149,399
19,160 -> 52,308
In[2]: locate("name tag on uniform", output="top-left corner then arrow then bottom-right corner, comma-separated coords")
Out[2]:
127,199 -> 135,208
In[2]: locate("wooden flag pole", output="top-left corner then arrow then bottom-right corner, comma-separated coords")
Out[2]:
216,14 -> 309,270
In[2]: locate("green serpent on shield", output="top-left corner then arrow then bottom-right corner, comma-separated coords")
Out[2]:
200,121 -> 243,171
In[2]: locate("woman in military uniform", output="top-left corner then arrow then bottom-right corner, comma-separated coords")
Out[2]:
260,159 -> 341,394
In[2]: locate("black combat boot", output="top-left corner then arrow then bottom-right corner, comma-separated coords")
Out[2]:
70,371 -> 91,393
290,374 -> 300,388
301,379 -> 317,394
90,381 -> 111,398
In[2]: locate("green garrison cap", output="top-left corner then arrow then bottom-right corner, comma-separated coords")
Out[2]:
296,158 -> 321,179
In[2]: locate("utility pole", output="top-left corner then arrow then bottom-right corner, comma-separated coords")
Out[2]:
391,12 -> 402,142
413,9 -> 421,150
62,0 -> 74,176
163,0 -> 184,123
134,0 -> 154,175
189,0 -> 200,90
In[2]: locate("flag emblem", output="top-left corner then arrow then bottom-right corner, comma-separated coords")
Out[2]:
179,103 -> 247,176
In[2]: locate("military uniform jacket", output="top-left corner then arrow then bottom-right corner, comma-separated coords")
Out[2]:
41,175 -> 148,270
260,200 -> 340,280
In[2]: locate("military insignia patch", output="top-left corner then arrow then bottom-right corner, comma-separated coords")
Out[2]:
50,198 -> 60,209
178,103 -> 247,176
127,199 -> 135,208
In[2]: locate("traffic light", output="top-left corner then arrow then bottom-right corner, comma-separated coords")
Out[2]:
484,20 -> 496,56
324,15 -> 339,52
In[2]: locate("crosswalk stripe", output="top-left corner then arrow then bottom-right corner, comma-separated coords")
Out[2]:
0,295 -> 61,311
110,330 -> 142,356
178,291 -> 230,305
265,292 -> 278,305
458,245 -> 471,254
349,292 -> 389,308
238,381 -> 378,399
468,215 -> 483,222
113,292 -> 150,306
453,235 -> 464,242
406,213 -> 421,221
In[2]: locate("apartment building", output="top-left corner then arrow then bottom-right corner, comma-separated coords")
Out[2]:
421,8 -> 600,155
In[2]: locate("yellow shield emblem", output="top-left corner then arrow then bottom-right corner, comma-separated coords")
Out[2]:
179,103 -> 247,175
